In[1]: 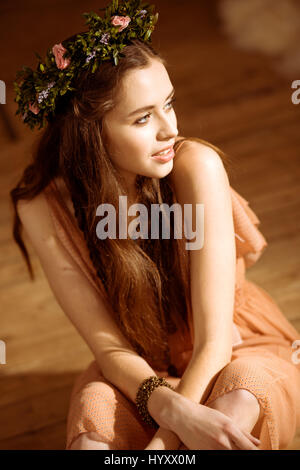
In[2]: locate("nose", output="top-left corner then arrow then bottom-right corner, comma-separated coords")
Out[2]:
157,111 -> 178,141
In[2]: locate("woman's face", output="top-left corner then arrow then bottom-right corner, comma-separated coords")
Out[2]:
103,59 -> 179,199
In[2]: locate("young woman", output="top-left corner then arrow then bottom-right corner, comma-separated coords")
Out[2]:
11,1 -> 300,450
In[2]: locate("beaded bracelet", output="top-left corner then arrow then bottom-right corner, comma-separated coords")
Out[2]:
135,376 -> 175,429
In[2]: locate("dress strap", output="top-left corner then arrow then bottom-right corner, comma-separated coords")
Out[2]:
174,138 -> 189,153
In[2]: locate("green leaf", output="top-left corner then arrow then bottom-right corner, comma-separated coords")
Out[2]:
45,56 -> 51,67
112,0 -> 119,12
113,54 -> 119,66
39,63 -> 45,72
153,12 -> 159,25
92,61 -> 98,73
144,29 -> 152,41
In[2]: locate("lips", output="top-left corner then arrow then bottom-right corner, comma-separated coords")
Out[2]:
152,144 -> 174,156
150,146 -> 175,162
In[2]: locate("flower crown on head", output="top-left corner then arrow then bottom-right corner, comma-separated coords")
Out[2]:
13,0 -> 159,131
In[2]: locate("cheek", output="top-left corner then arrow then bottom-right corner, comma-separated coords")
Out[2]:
130,126 -> 154,143
125,130 -> 154,156
112,144 -> 149,171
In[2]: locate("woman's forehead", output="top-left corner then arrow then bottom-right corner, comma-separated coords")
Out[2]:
117,63 -> 173,108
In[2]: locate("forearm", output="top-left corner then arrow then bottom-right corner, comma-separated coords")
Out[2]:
144,427 -> 182,450
146,344 -> 231,449
100,350 -> 184,449
175,343 -> 231,404
146,386 -> 182,450
102,345 -> 230,450
148,344 -> 231,425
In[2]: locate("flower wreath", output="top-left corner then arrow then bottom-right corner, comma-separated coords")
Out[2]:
13,0 -> 159,131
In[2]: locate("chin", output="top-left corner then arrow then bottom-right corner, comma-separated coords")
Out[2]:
141,160 -> 174,180
156,160 -> 174,177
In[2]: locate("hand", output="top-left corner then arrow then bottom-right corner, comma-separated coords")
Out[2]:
170,395 -> 261,450
143,426 -> 182,450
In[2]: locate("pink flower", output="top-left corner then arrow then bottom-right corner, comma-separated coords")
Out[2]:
52,43 -> 71,70
29,102 -> 39,115
111,15 -> 131,32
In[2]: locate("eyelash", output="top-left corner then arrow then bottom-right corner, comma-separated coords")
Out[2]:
134,97 -> 176,125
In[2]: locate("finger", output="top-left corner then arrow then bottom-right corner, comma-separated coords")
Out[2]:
229,440 -> 240,450
243,430 -> 261,447
230,429 -> 260,450
223,438 -> 244,451
226,436 -> 245,451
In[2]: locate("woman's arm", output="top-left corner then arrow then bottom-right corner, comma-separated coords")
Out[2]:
170,140 -> 236,393
145,345 -> 232,450
144,143 -> 238,450
142,142 -> 238,450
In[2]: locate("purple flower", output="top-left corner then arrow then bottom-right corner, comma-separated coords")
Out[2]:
85,50 -> 97,64
100,32 -> 110,45
37,81 -> 55,104
139,9 -> 147,18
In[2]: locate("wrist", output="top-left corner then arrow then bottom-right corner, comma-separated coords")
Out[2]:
147,385 -> 184,431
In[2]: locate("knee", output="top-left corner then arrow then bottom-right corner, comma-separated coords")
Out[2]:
209,387 -> 260,411
233,388 -> 261,410
237,389 -> 263,421
69,432 -> 112,450
206,357 -> 269,406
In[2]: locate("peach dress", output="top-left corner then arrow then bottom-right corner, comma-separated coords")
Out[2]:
44,138 -> 300,450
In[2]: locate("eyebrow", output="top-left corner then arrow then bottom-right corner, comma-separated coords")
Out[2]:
127,88 -> 175,118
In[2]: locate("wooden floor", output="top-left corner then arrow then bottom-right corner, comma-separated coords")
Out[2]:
0,0 -> 299,450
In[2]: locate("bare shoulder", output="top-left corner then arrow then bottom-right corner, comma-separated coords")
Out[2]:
17,188 -> 57,250
171,139 -> 225,193
173,139 -> 223,170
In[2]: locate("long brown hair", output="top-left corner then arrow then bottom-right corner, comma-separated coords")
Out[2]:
10,38 -> 232,370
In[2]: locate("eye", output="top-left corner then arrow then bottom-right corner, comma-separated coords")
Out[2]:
134,97 -> 176,125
